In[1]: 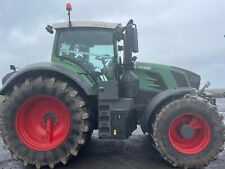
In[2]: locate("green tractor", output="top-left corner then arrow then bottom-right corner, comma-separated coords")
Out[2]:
0,3 -> 224,169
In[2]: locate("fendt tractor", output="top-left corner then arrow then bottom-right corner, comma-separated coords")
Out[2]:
0,3 -> 224,169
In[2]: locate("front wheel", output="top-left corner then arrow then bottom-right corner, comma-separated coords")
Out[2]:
152,97 -> 225,169
0,76 -> 92,168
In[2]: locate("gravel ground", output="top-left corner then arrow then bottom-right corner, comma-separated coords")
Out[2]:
0,98 -> 224,169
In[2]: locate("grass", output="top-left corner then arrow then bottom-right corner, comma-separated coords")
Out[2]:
207,88 -> 225,98
207,88 -> 225,93
208,88 -> 224,91
0,95 -> 4,103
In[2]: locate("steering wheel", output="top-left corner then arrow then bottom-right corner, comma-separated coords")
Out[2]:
95,55 -> 111,65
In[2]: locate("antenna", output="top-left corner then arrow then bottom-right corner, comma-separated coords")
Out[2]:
66,3 -> 72,27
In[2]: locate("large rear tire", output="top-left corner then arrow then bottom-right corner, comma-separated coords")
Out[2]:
0,76 -> 92,168
152,97 -> 225,169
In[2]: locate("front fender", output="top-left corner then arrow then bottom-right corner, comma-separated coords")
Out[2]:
140,87 -> 195,133
0,62 -> 97,96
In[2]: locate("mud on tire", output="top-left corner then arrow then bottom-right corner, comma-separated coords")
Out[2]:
0,76 -> 92,168
152,97 -> 225,169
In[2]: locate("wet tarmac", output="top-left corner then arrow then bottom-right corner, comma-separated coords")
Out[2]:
0,98 -> 224,169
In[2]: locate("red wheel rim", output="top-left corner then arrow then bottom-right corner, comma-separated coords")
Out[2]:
15,95 -> 71,151
168,113 -> 210,154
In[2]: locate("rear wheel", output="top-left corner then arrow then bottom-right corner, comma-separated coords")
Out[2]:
0,76 -> 92,168
152,97 -> 225,169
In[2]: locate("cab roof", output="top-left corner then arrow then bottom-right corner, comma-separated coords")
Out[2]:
53,21 -> 121,29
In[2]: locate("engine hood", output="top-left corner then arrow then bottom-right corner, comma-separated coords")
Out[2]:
134,62 -> 201,89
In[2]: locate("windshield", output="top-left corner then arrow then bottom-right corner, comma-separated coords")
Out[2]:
56,28 -> 115,80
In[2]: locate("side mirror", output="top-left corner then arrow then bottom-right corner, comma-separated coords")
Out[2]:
131,27 -> 138,53
46,25 -> 54,34
125,27 -> 139,53
123,20 -> 139,69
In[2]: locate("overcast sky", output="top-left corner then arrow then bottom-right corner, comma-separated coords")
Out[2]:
0,0 -> 225,88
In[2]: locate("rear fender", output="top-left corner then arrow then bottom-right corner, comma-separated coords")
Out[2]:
0,63 -> 97,96
140,88 -> 195,133
2,72 -> 15,85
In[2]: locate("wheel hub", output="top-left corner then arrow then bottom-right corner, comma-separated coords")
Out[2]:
168,112 -> 211,154
43,112 -> 58,126
15,95 -> 71,151
180,124 -> 194,139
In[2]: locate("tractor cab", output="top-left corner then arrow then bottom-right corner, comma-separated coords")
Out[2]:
51,21 -> 121,81
49,19 -> 139,84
